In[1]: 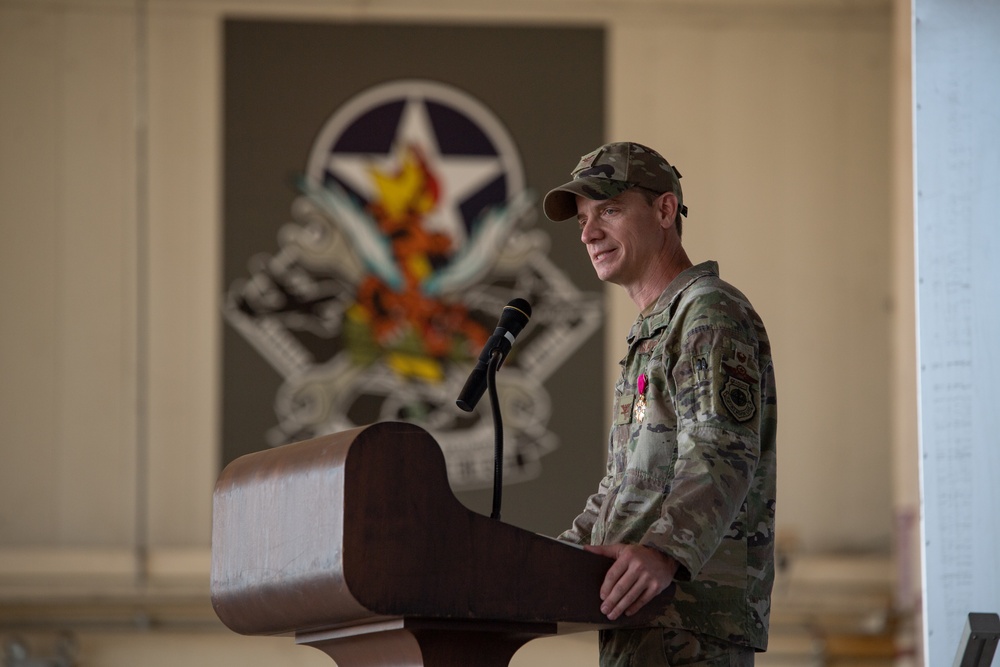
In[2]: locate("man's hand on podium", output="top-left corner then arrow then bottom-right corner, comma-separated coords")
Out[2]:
584,544 -> 679,621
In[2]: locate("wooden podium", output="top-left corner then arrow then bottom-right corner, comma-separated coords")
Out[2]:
211,421 -> 670,666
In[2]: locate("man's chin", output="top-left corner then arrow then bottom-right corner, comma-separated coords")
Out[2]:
593,266 -> 622,284
591,260 -> 617,283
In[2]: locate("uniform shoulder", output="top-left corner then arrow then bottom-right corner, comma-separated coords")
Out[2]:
678,273 -> 753,312
674,274 -> 764,339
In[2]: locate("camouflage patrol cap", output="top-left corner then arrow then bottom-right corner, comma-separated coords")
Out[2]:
543,141 -> 687,222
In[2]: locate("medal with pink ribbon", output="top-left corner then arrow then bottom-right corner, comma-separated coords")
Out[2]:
634,373 -> 648,422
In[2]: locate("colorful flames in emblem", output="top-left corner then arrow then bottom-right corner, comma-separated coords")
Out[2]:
345,144 -> 489,382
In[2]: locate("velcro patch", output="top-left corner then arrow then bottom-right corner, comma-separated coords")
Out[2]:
615,393 -> 636,425
720,376 -> 755,422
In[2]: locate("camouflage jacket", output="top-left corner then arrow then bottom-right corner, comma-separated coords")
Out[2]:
559,261 -> 777,650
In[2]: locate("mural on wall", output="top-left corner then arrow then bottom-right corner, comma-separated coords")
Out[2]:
224,79 -> 600,489
222,21 -> 607,530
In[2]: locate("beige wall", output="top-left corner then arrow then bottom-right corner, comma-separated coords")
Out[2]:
608,8 -> 895,554
889,0 -> 920,618
0,0 -> 910,664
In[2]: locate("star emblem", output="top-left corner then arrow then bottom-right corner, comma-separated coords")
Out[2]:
226,79 -> 601,490
326,97 -> 505,245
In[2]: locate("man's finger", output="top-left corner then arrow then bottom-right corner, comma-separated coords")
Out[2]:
600,554 -> 631,600
585,544 -> 627,600
604,578 -> 643,620
600,558 -> 635,608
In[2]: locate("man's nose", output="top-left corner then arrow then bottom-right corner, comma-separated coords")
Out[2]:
580,219 -> 601,243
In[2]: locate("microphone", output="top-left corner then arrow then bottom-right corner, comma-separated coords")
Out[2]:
456,298 -> 532,412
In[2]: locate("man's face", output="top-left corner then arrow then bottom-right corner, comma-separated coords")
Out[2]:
576,188 -> 668,288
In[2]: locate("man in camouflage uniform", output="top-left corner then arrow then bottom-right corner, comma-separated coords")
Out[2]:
543,142 -> 777,666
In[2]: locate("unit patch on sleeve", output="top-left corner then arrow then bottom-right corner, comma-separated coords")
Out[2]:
720,376 -> 755,422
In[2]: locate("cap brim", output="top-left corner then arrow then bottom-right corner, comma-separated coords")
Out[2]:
542,178 -> 632,221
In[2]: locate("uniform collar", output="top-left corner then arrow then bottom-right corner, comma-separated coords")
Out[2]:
627,261 -> 719,343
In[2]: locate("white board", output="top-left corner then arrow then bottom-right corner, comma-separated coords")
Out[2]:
914,2 -> 1000,666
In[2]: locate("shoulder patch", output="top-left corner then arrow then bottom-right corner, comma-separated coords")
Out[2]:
720,376 -> 755,422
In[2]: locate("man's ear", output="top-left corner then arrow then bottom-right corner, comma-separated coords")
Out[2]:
656,192 -> 679,229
